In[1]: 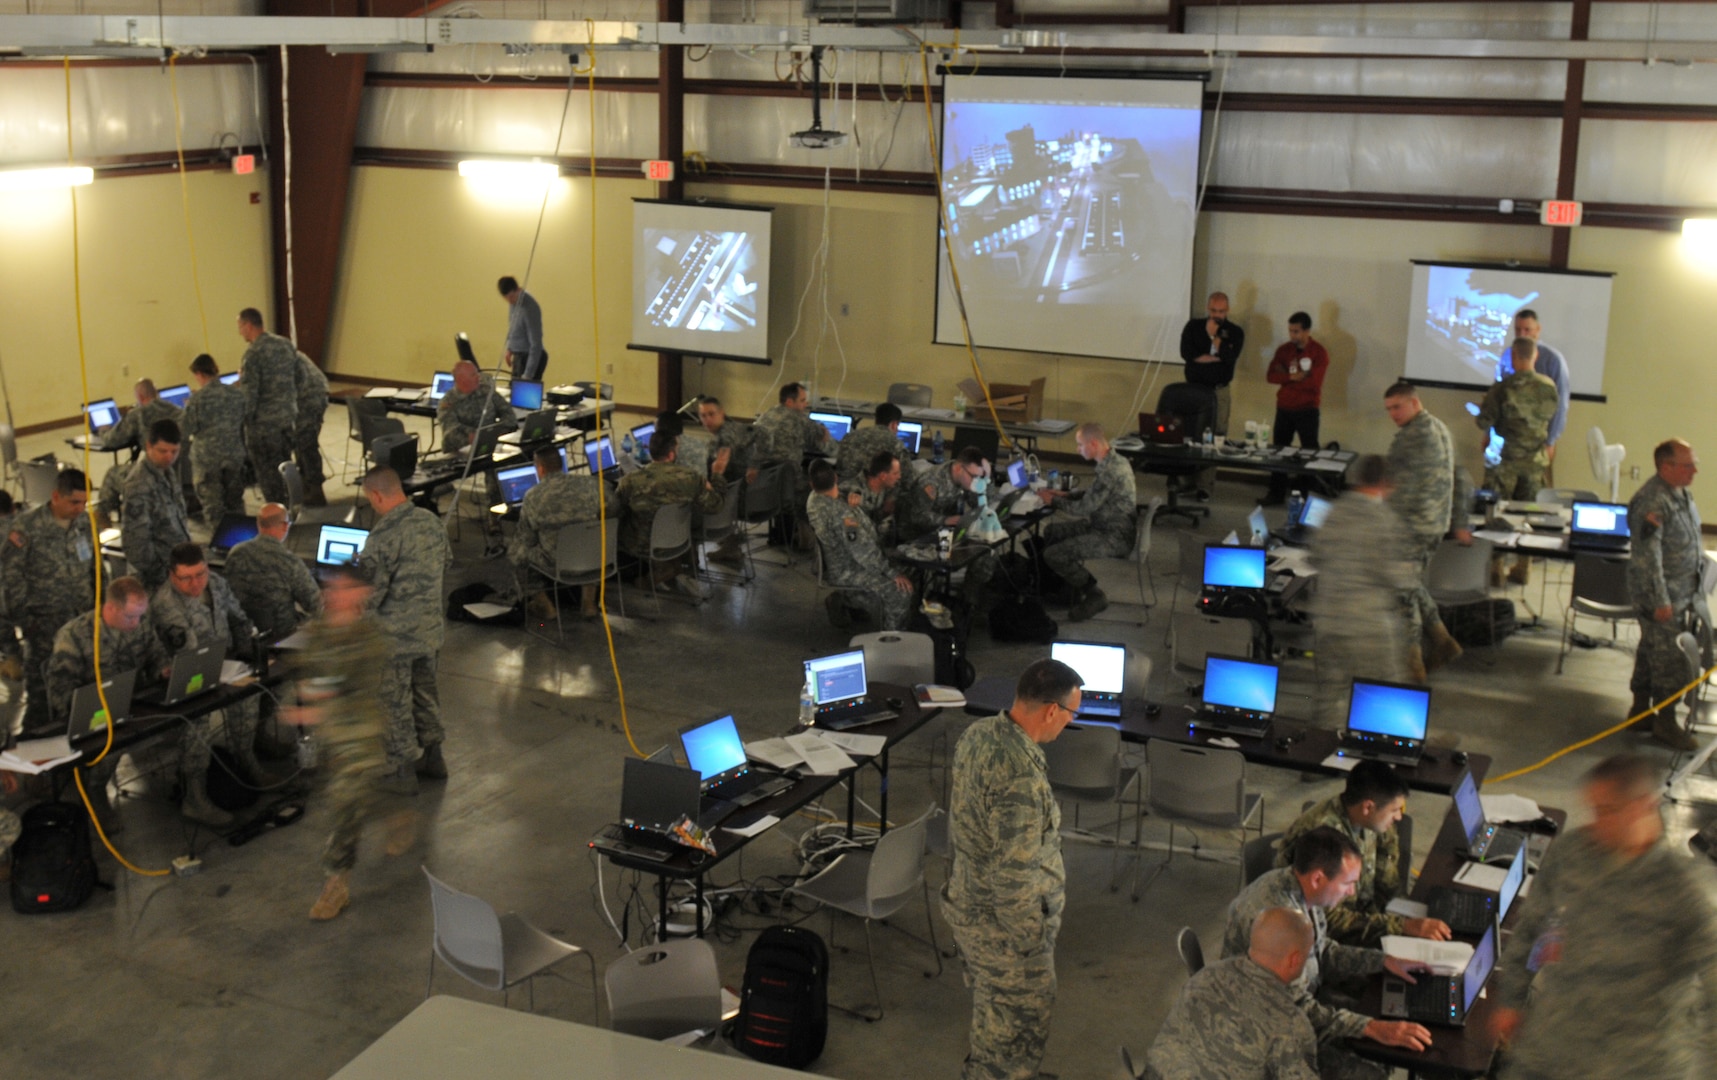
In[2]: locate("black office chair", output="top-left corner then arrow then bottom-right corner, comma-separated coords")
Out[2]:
1147,383 -> 1214,526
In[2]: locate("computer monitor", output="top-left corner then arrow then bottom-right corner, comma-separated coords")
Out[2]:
315,525 -> 369,566
1569,500 -> 1630,538
1049,641 -> 1125,696
1202,545 -> 1267,590
585,435 -> 617,472
897,421 -> 923,454
804,650 -> 868,706
1202,655 -> 1280,713
1299,493 -> 1334,529
511,380 -> 544,410
158,384 -> 191,409
809,412 -> 853,442
1006,459 -> 1030,490
630,422 -> 657,461
219,372 -> 240,386
677,714 -> 747,782
1346,679 -> 1431,741
84,398 -> 120,434
429,371 -> 455,400
495,463 -> 540,506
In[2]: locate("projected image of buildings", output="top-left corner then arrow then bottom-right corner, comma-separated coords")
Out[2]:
642,229 -> 761,333
1420,267 -> 1540,383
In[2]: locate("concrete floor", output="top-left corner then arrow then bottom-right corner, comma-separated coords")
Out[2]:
7,409 -> 1716,1079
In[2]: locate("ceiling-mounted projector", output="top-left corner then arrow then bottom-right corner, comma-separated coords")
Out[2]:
788,47 -> 847,150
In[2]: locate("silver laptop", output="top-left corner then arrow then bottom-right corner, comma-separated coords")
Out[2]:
142,645 -> 226,706
67,670 -> 138,738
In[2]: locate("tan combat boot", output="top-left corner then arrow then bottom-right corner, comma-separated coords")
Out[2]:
1426,624 -> 1465,671
526,591 -> 557,623
310,873 -> 351,920
1507,557 -> 1530,586
1406,644 -> 1428,684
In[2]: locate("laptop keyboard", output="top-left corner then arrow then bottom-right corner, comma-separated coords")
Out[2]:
1402,977 -> 1457,1023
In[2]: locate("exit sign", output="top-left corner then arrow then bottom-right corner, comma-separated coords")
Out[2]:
231,153 -> 255,176
1540,199 -> 1583,226
643,159 -> 675,182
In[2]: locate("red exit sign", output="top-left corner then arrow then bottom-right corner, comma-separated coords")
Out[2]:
231,153 -> 255,176
1540,199 -> 1582,226
643,159 -> 675,182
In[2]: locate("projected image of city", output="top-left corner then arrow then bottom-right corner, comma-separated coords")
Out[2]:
1419,266 -> 1540,383
642,229 -> 761,334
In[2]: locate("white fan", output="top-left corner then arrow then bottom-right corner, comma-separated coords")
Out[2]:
1588,426 -> 1626,502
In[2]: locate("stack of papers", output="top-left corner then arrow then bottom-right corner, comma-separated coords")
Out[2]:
220,660 -> 254,685
1381,936 -> 1475,975
746,730 -> 884,776
363,386 -> 398,399
1,736 -> 81,774
1453,861 -> 1512,891
1480,793 -> 1542,823
1473,528 -> 1520,547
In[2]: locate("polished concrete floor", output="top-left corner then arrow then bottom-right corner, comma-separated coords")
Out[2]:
7,412 -> 1715,1079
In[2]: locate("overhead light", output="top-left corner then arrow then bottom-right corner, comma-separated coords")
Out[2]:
1682,218 -> 1717,266
0,165 -> 95,193
458,159 -> 559,189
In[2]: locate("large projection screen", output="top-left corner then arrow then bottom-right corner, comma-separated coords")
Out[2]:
630,200 -> 773,363
1405,261 -> 1612,402
933,72 -> 1204,362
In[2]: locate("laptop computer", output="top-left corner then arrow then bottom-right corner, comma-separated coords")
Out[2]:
677,714 -> 796,807
1427,842 -> 1527,935
429,371 -> 455,401
137,645 -> 225,707
1191,654 -> 1280,738
1336,678 -> 1431,766
219,372 -> 240,386
1568,500 -> 1630,553
805,649 -> 899,730
494,463 -> 540,509
1006,458 -> 1031,490
809,411 -> 853,442
592,757 -> 704,862
629,422 -> 657,463
1050,640 -> 1125,720
84,398 -> 121,435
158,383 -> 191,409
516,410 -> 556,444
897,421 -> 924,455
209,513 -> 260,554
1203,545 -> 1268,592
585,434 -> 618,473
67,670 -> 137,738
315,524 -> 369,567
1138,411 -> 1185,445
1247,505 -> 1269,547
1278,492 -> 1334,544
511,379 -> 544,411
1451,766 -> 1529,864
1382,921 -> 1498,1027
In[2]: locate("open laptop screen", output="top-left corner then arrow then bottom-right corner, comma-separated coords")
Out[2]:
316,525 -> 369,566
429,371 -> 455,400
1570,501 -> 1629,538
897,421 -> 923,454
586,435 -> 617,472
1203,545 -> 1267,589
1007,459 -> 1030,490
495,463 -> 539,506
1203,655 -> 1279,712
511,380 -> 544,410
1050,641 -> 1125,696
1497,848 -> 1527,921
1463,924 -> 1499,1015
219,372 -> 240,386
1347,679 -> 1430,741
210,515 -> 260,551
158,384 -> 191,409
84,398 -> 120,433
809,412 -> 852,441
806,650 -> 868,706
1300,494 -> 1334,529
678,714 -> 746,781
1451,769 -> 1485,843
620,757 -> 701,832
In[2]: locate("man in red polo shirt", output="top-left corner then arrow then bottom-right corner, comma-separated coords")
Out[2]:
1265,311 -> 1331,505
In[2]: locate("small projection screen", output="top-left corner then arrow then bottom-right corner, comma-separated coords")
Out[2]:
630,199 -> 773,363
1405,261 -> 1612,401
934,71 -> 1204,362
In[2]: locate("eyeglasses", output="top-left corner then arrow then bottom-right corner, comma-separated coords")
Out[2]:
1051,698 -> 1080,719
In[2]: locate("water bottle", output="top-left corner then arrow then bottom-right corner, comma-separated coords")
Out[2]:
1287,490 -> 1305,527
932,429 -> 945,464
621,431 -> 636,462
1202,426 -> 1213,448
799,672 -> 815,726
295,727 -> 318,770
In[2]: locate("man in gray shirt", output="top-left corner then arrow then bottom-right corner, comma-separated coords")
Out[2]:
499,274 -> 547,381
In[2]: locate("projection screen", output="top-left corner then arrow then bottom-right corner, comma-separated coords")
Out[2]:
630,199 -> 773,363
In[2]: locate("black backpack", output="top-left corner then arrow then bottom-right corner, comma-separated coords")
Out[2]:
10,801 -> 99,914
988,594 -> 1059,644
731,925 -> 829,1068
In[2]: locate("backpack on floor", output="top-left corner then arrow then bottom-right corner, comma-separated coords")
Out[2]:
10,801 -> 99,914
1439,598 -> 1519,648
988,594 -> 1059,645
206,744 -> 261,813
730,925 -> 829,1069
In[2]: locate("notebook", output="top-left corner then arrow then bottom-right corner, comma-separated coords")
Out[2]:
67,670 -> 137,738
511,379 -> 544,410
516,410 -> 556,444
1383,922 -> 1497,1027
1191,654 -> 1279,738
219,372 -> 240,386
677,714 -> 794,807
804,649 -> 898,730
429,371 -> 455,400
1050,640 -> 1125,720
809,411 -> 853,442
1007,458 -> 1031,490
594,756 -> 704,858
629,422 -> 657,462
1337,678 -> 1431,766
208,514 -> 260,554
1451,767 -> 1528,864
585,435 -> 618,473
1568,500 -> 1630,552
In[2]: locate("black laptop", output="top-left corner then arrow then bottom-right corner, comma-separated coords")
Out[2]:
804,649 -> 898,730
592,757 -> 703,863
1382,922 -> 1498,1027
1191,655 -> 1280,739
1567,500 -> 1630,553
1426,842 -> 1527,935
677,714 -> 794,809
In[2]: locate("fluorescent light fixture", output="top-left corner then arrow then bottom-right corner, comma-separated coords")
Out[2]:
458,159 -> 559,185
1682,218 -> 1717,268
0,165 -> 95,193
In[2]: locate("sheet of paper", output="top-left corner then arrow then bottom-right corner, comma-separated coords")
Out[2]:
274,628 -> 312,650
220,660 -> 254,685
744,737 -> 805,772
1517,533 -> 1567,552
1480,793 -> 1543,823
1386,898 -> 1430,919
1453,861 -> 1512,891
1,737 -> 81,774
1305,459 -> 1350,473
915,684 -> 967,706
723,814 -> 778,838
461,602 -> 515,620
783,732 -> 856,776
1268,548 -> 1316,576
1319,753 -> 1360,772
363,386 -> 397,398
1473,528 -> 1520,548
813,730 -> 886,758
1381,936 -> 1475,975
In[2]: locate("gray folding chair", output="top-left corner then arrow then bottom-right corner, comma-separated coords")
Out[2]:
422,867 -> 597,1019
849,631 -> 935,686
1045,725 -> 1145,900
19,459 -> 59,509
1142,740 -> 1265,893
786,808 -> 943,1021
343,396 -> 388,481
278,460 -> 304,522
1241,831 -> 1284,886
693,480 -> 749,584
740,463 -> 791,568
604,938 -> 722,1041
886,383 -> 932,407
1427,537 -> 1499,658
1176,926 -> 1205,977
1557,552 -> 1633,673
518,517 -> 624,644
642,502 -> 696,608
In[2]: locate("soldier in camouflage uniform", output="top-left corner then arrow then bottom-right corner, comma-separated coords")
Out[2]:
508,446 -> 608,620
46,577 -> 170,830
845,452 -> 903,543
1626,438 -> 1708,750
286,565 -> 403,921
896,446 -> 986,541
181,354 -> 249,529
4,469 -> 97,736
236,307 -> 300,505
293,349 -> 330,505
1477,337 -> 1558,587
360,467 -> 452,792
0,795 -> 17,881
752,382 -> 833,541
1382,381 -> 1472,681
93,379 -> 183,528
1490,755 -> 1717,1080
436,360 -> 517,452
1223,827 -> 1432,1080
225,503 -> 322,643
1274,762 -> 1449,948
697,395 -> 755,483
807,461 -> 913,631
1038,424 -> 1137,623
615,432 -> 728,597
835,402 -> 907,488
120,419 -> 190,592
943,659 -> 1080,1080
1308,457 -> 1420,724
1144,907 -> 1322,1080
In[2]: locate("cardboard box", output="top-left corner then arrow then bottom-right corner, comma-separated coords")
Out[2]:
957,376 -> 1045,423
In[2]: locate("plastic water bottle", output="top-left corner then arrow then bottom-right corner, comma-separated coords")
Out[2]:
1287,490 -> 1305,526
932,429 -> 945,464
799,672 -> 816,726
621,431 -> 636,462
1202,426 -> 1214,448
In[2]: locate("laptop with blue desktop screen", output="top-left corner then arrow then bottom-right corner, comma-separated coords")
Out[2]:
586,435 -> 618,473
1049,640 -> 1125,720
209,514 -> 260,554
1451,766 -> 1528,864
1191,654 -> 1279,738
1568,500 -> 1630,552
84,398 -> 120,435
429,371 -> 455,400
804,649 -> 898,730
1203,545 -> 1267,591
1007,458 -> 1031,490
494,463 -> 540,508
809,412 -> 852,442
677,714 -> 794,807
219,372 -> 240,386
630,422 -> 657,463
158,384 -> 191,409
1337,678 -> 1430,766
897,421 -> 923,454
511,380 -> 544,410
